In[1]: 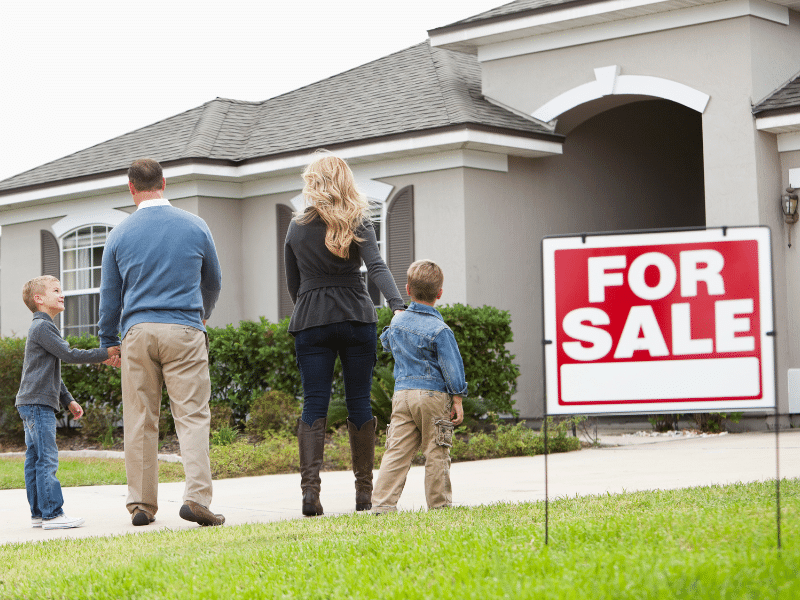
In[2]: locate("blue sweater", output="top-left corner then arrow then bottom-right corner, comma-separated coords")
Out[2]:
97,204 -> 222,347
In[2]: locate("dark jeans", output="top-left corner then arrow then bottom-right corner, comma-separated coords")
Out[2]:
17,404 -> 64,520
295,321 -> 377,428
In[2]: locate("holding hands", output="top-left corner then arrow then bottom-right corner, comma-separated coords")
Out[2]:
103,345 -> 121,368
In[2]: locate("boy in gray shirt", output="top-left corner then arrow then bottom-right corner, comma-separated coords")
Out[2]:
15,276 -> 119,529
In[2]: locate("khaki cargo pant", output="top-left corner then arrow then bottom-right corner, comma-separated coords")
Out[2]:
372,389 -> 454,512
122,323 -> 213,516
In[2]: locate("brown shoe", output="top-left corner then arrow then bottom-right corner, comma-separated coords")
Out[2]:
131,507 -> 155,526
179,500 -> 225,526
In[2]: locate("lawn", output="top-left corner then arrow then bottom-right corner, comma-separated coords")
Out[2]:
0,479 -> 797,599
0,456 -> 186,489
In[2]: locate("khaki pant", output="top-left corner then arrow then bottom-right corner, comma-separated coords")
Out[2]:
372,389 -> 453,512
121,323 -> 212,515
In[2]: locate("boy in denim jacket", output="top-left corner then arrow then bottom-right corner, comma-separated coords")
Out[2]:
372,260 -> 468,513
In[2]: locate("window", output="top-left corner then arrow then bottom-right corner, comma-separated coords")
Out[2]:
61,225 -> 110,336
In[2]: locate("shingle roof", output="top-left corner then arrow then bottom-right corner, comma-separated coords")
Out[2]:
0,41 -> 556,194
753,72 -> 800,115
431,0 -> 586,31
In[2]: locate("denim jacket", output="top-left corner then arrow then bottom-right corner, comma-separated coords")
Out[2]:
380,302 -> 468,396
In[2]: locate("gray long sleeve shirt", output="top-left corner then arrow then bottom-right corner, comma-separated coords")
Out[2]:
15,312 -> 109,412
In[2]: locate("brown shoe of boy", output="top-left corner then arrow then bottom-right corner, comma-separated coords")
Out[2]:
179,500 -> 225,526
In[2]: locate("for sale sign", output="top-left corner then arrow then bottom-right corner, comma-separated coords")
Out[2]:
542,227 -> 775,415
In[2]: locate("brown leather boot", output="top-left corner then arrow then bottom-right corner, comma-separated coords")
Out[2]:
297,417 -> 326,516
347,417 -> 377,511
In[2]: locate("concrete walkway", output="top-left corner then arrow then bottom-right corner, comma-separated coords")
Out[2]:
1,430 -> 798,546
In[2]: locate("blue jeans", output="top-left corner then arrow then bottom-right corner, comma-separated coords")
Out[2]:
295,321 -> 377,428
17,405 -> 64,520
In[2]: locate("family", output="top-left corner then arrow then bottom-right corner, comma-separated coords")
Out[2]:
15,153 -> 468,530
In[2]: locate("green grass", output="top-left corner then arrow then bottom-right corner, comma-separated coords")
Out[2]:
1,422 -> 580,487
0,480 -> 798,599
0,457 -> 185,490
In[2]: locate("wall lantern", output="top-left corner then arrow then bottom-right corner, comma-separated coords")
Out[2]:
781,187 -> 799,247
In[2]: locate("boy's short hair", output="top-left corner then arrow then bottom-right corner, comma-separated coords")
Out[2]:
128,158 -> 163,192
407,260 -> 444,303
22,276 -> 59,313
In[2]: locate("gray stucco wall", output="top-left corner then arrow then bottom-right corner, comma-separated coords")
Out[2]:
377,168 -> 468,304
1,218 -> 60,337
240,192 -> 297,324
460,100 -> 705,419
196,197 -> 243,328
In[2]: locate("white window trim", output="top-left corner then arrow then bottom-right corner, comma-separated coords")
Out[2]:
55,212 -> 126,335
52,209 -> 129,238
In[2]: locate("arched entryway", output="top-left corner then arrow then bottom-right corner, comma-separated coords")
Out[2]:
530,98 -> 705,234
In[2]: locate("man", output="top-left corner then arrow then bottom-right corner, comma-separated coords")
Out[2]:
98,158 -> 224,527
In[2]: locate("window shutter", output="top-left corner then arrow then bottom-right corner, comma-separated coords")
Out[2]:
41,230 -> 60,327
386,186 -> 414,303
41,230 -> 60,278
277,204 -> 294,321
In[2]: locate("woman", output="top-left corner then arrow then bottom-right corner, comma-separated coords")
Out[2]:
285,152 -> 405,516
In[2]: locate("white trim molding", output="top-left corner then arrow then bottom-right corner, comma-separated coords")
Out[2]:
778,132 -> 800,153
51,209 -> 130,238
431,0 -> 789,58
791,168 -> 800,189
755,112 -> 800,135
532,66 -> 710,123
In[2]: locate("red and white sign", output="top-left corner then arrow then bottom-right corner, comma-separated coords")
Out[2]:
542,227 -> 775,415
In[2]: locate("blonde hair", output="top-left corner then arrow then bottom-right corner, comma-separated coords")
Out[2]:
407,260 -> 444,303
22,276 -> 59,313
296,152 -> 369,259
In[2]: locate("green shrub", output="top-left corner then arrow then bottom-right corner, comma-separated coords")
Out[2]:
210,433 -> 299,478
245,390 -> 301,437
210,404 -> 233,431
158,410 -> 175,440
207,317 -> 301,422
691,412 -> 742,433
0,336 -> 26,441
450,420 -> 580,462
210,425 -> 238,447
376,304 -> 520,418
0,304 -> 520,435
80,403 -> 120,448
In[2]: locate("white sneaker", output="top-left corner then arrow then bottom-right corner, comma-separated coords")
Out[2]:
31,517 -> 42,528
42,514 -> 85,530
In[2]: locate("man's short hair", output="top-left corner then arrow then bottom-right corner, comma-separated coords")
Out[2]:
22,276 -> 59,313
128,158 -> 163,192
407,260 -> 444,303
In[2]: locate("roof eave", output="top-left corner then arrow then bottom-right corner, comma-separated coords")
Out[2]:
0,124 -> 564,209
754,108 -> 800,134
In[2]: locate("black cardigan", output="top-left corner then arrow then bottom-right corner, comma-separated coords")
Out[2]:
284,217 -> 404,333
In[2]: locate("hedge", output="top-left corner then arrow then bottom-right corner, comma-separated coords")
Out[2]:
0,304 -> 520,437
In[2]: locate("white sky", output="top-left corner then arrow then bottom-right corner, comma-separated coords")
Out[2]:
0,0 -> 505,184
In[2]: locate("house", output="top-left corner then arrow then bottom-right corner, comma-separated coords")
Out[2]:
1,0 -> 799,423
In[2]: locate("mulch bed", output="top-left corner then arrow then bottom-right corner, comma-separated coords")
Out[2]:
0,429 -> 182,455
